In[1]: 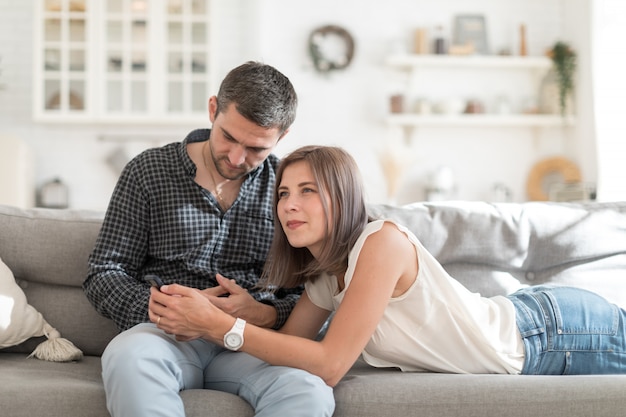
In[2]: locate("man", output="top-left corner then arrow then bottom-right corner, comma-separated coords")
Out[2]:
83,61 -> 334,417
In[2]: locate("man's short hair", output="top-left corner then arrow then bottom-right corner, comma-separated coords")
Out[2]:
216,61 -> 298,135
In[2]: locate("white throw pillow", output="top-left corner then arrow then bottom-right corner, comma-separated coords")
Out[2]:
0,256 -> 82,361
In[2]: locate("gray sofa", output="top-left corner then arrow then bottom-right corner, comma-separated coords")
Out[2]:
1,201 -> 626,417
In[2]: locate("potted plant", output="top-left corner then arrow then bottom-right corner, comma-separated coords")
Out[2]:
547,41 -> 577,116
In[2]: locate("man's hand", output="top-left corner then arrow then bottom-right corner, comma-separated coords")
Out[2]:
202,274 -> 277,328
149,284 -> 223,343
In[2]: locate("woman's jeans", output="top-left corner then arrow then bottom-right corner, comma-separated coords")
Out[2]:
101,323 -> 334,417
508,286 -> 626,375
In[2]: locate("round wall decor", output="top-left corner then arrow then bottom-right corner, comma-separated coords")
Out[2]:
308,25 -> 355,73
526,156 -> 581,201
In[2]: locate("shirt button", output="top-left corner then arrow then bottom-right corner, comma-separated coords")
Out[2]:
526,271 -> 536,281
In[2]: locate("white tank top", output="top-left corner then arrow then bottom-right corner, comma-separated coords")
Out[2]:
305,220 -> 525,374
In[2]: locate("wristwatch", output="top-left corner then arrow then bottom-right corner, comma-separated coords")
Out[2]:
223,318 -> 246,351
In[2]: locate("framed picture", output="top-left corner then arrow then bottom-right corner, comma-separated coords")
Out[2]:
453,15 -> 489,55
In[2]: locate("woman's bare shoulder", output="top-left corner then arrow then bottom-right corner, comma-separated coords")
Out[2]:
361,220 -> 414,257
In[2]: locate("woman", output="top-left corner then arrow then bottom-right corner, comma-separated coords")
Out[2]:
149,145 -> 626,387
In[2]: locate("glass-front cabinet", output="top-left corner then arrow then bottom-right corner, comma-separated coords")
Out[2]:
38,0 -> 90,116
34,0 -> 215,123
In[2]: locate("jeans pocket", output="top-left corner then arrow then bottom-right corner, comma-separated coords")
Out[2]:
544,287 -> 619,336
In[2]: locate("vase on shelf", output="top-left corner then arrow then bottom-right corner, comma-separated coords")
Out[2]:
377,134 -> 413,204
538,68 -> 574,115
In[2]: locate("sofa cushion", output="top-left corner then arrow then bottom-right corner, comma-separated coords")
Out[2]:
0,256 -> 83,361
0,205 -> 103,287
368,201 -> 626,307
0,354 -> 108,417
0,256 -> 48,348
333,358 -> 626,417
0,353 -> 255,417
0,205 -> 118,356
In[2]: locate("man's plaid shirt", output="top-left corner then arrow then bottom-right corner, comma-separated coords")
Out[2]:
83,129 -> 302,331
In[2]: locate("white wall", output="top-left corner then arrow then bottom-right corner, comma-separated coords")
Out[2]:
0,0 -> 598,210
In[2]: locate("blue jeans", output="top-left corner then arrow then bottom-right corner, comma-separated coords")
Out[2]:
102,323 -> 334,417
508,286 -> 626,375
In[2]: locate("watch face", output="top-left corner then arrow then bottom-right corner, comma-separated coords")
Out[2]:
224,318 -> 245,351
225,333 -> 243,348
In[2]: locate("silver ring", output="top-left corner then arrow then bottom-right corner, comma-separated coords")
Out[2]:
157,316 -> 161,325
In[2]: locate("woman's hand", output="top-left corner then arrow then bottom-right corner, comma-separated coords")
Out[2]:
201,274 -> 278,328
148,284 -> 231,343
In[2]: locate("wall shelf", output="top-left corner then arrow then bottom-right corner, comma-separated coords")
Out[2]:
384,53 -> 576,136
386,114 -> 575,128
385,54 -> 553,70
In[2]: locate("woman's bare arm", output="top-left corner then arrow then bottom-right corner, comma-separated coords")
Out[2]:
149,222 -> 417,387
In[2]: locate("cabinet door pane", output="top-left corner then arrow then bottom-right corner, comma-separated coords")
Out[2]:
168,81 -> 183,112
168,22 -> 183,44
132,50 -> 146,72
45,19 -> 61,41
192,81 -> 206,112
107,21 -> 123,43
168,0 -> 183,14
107,80 -> 123,112
69,49 -> 85,71
168,82 -> 183,113
108,0 -> 123,13
165,0 -> 212,116
131,81 -> 147,112
44,79 -> 61,110
132,20 -> 147,44
44,0 -> 61,12
69,18 -> 86,42
68,80 -> 85,110
73,0 -> 87,12
44,48 -> 61,71
192,0 -> 206,14
108,51 -> 123,72
191,52 -> 205,73
191,23 -> 206,45
37,0 -> 90,117
168,52 -> 182,73
103,1 -> 149,115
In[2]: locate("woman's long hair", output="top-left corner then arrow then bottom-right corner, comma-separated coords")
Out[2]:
261,146 -> 370,290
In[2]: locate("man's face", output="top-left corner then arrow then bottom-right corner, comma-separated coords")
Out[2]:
208,97 -> 286,180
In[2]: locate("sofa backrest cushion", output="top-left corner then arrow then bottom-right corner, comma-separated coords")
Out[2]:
0,205 -> 118,356
368,201 -> 626,308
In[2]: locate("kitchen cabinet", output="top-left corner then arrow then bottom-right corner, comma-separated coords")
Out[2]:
33,0 -> 215,124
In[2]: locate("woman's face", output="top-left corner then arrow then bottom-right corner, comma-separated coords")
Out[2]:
277,161 -> 329,259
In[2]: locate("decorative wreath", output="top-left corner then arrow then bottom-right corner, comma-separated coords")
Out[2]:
308,25 -> 355,73
526,156 -> 581,201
